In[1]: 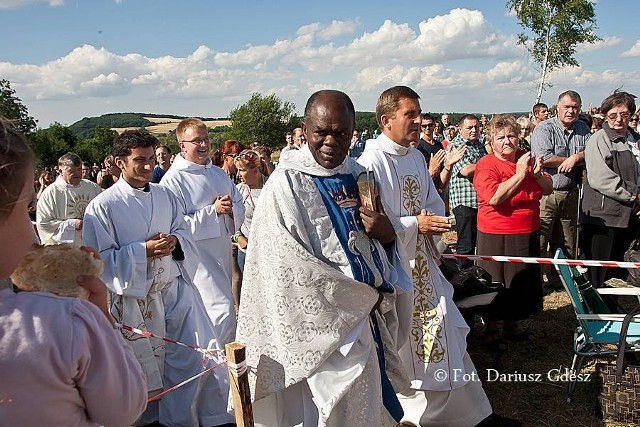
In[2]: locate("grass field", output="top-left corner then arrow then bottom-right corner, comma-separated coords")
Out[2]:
111,116 -> 231,135
466,288 -> 633,427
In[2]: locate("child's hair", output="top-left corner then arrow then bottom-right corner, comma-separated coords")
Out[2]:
0,118 -> 35,220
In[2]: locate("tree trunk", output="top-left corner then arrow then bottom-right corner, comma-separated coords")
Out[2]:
535,3 -> 553,104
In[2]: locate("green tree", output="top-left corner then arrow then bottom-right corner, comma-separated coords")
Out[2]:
507,0 -> 600,103
157,130 -> 179,156
355,112 -> 379,134
74,126 -> 118,163
0,79 -> 37,134
225,93 -> 297,148
29,123 -> 78,167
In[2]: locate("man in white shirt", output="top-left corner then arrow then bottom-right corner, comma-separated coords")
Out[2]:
236,90 -> 410,426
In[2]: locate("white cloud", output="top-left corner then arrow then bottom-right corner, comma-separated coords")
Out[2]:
0,0 -> 63,7
319,19 -> 358,40
621,40 -> 640,57
3,9 -> 638,127
486,61 -> 527,83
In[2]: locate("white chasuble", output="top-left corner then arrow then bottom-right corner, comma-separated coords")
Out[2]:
236,146 -> 411,427
36,176 -> 102,246
83,179 -> 231,427
358,134 -> 475,392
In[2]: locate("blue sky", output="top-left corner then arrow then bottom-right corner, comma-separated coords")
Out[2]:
1,0 -> 638,128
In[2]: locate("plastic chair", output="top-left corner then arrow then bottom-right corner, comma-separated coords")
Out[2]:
554,247 -> 640,402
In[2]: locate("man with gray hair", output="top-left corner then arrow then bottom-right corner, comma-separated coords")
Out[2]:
531,90 -> 590,288
36,152 -> 102,245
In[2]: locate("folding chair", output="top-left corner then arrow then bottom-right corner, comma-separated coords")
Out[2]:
554,247 -> 640,402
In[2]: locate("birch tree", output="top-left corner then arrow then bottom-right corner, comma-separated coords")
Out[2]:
507,0 -> 600,103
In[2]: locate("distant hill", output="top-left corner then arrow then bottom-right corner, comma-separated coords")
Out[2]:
69,113 -> 226,138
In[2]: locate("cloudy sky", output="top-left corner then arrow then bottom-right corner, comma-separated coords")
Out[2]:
1,0 -> 639,128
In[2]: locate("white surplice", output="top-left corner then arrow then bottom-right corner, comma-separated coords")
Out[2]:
83,179 -> 232,427
358,134 -> 492,426
160,154 -> 245,341
36,176 -> 102,245
160,154 -> 244,424
236,145 -> 412,427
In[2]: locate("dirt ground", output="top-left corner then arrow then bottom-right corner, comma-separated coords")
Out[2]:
466,288 -> 635,427
440,228 -> 634,426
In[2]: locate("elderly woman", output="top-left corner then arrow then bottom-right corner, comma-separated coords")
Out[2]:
580,91 -> 640,289
473,115 -> 553,343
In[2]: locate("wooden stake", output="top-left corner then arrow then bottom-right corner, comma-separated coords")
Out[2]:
226,341 -> 254,426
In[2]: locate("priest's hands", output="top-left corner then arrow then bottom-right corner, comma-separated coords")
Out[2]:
360,195 -> 395,246
214,195 -> 233,215
146,233 -> 177,259
416,209 -> 452,234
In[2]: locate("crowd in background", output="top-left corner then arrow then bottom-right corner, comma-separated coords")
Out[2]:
5,87 -> 640,426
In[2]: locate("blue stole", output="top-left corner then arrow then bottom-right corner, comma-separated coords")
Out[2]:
312,173 -> 403,422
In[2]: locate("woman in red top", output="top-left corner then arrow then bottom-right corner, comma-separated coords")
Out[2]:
473,115 -> 553,343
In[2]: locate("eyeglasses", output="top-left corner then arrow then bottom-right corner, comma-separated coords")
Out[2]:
606,112 -> 631,121
630,117 -> 639,122
181,137 -> 211,146
421,124 -> 435,129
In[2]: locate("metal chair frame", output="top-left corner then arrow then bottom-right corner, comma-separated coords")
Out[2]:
554,247 -> 640,402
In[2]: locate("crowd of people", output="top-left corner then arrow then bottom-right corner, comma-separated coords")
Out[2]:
1,85 -> 640,426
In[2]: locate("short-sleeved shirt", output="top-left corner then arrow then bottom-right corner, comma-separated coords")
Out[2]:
531,116 -> 590,190
416,138 -> 444,163
448,134 -> 487,210
474,151 -> 543,234
151,165 -> 167,184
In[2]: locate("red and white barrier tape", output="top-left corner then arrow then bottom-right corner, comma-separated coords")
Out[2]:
116,323 -> 229,403
147,363 -> 226,402
440,253 -> 640,269
117,323 -> 225,361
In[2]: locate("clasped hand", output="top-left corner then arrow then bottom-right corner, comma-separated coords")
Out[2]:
214,195 -> 233,215
516,152 -> 544,177
146,233 -> 177,259
557,153 -> 578,173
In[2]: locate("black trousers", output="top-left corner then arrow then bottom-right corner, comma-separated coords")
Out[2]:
453,205 -> 477,269
579,220 -> 638,288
